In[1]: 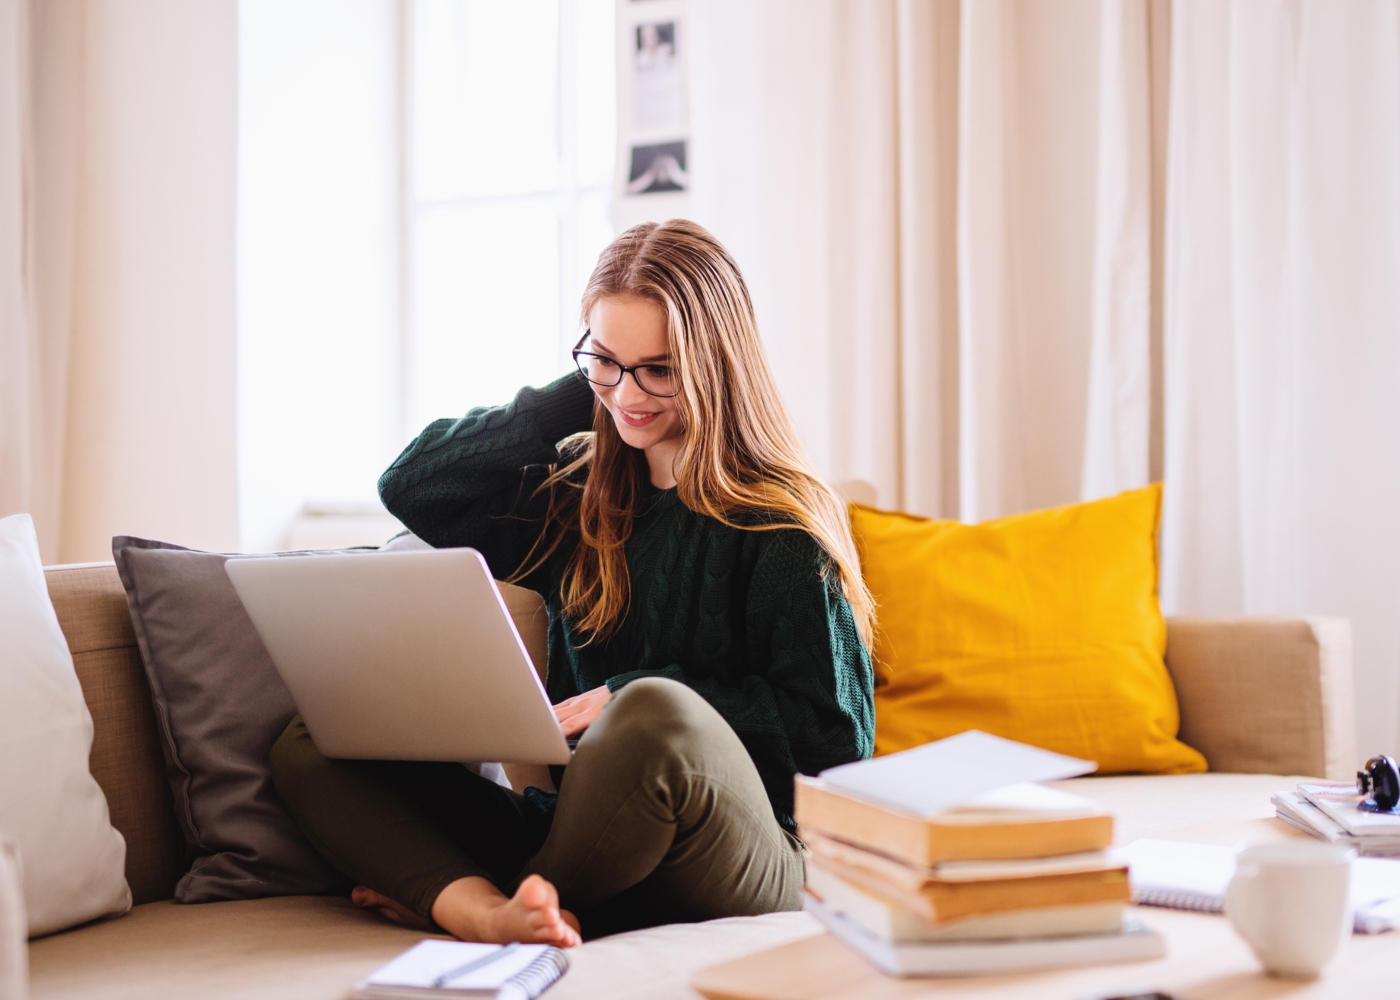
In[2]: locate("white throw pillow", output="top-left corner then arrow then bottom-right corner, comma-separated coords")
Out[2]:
0,842 -> 24,997
0,514 -> 130,936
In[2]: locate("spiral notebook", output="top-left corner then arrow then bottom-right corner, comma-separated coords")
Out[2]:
1112,839 -> 1235,912
1112,837 -> 1400,934
355,940 -> 569,999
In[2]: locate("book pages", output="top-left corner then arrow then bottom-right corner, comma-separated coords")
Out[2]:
818,731 -> 1096,818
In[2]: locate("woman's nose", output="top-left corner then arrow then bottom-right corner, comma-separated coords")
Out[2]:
613,371 -> 651,405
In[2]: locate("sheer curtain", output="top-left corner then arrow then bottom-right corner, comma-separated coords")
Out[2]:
0,0 -> 239,564
1,0 -> 83,564
1,0 -> 47,554
955,0 -> 1168,521
687,2 -> 912,514
1161,0 -> 1400,753
688,0 -> 1166,522
689,0 -> 1400,753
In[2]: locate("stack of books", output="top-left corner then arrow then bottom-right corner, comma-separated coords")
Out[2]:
793,733 -> 1165,976
1274,782 -> 1400,856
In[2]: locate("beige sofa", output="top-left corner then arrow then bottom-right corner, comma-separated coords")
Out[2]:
29,562 -> 1358,1000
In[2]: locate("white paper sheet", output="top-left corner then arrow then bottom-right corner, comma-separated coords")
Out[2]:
1113,839 -> 1236,905
817,730 -> 1097,817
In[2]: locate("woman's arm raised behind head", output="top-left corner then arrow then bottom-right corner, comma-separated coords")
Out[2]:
378,373 -> 595,589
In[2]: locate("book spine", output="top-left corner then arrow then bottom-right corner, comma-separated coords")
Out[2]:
807,897 -> 1166,977
795,780 -> 929,866
1274,810 -> 1336,843
795,779 -> 1116,867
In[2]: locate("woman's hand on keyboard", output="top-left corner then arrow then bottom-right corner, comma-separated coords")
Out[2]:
554,685 -> 613,737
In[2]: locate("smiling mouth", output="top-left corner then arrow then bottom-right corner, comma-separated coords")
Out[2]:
617,407 -> 660,428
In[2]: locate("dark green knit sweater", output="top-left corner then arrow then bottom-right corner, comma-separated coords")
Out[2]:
378,373 -> 874,829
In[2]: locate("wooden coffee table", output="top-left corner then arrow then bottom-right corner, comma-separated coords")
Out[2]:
692,818 -> 1400,999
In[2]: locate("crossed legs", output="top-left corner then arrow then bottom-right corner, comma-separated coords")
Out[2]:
270,677 -> 804,943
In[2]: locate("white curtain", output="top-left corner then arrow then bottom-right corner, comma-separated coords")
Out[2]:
0,0 -> 240,564
1161,0 -> 1400,753
0,0 -> 46,552
689,0 -> 1164,522
1079,0 -> 1161,503
688,2 -> 909,512
956,0 -> 1164,521
690,0 -> 1400,754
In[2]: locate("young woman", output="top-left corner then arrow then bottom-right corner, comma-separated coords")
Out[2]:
270,220 -> 875,947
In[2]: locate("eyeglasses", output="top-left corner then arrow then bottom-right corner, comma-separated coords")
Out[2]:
572,331 -> 680,398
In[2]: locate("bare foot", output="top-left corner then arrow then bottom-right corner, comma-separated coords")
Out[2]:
431,874 -> 581,948
351,885 -> 433,930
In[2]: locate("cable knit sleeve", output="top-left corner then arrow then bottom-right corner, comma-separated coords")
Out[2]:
377,373 -> 596,587
603,529 -> 875,825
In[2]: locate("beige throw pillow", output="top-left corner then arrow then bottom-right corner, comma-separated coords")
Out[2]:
0,514 -> 130,936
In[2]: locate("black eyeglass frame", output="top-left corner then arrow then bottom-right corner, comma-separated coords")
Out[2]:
571,330 -> 681,398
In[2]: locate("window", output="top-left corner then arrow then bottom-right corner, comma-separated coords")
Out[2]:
238,0 -> 616,552
407,0 -> 616,426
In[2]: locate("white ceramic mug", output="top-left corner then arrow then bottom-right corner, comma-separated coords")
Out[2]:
1224,841 -> 1353,979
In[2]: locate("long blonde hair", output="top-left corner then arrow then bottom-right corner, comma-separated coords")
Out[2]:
520,219 -> 874,650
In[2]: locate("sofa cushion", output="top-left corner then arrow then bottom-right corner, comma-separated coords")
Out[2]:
0,515 -> 131,937
112,537 -> 360,903
852,486 -> 1207,774
26,895 -> 820,1000
28,896 -> 425,1000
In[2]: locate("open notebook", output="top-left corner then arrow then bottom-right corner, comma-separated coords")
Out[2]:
355,940 -> 568,1000
1112,838 -> 1400,934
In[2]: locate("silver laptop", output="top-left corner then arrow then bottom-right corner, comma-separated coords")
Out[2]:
225,548 -> 572,764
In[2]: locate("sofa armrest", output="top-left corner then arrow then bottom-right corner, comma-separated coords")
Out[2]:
1164,616 -> 1357,780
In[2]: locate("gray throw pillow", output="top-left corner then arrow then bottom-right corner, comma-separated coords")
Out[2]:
111,536 -> 369,903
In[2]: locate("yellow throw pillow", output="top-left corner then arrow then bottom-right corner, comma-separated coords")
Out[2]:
852,484 -> 1206,774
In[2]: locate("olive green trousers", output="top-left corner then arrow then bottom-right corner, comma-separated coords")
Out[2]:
269,677 -> 804,937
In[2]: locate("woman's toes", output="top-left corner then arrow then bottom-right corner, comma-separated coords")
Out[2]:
515,874 -> 554,908
485,876 -> 579,947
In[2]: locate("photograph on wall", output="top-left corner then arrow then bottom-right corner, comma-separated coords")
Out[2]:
631,21 -> 685,133
627,140 -> 688,194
